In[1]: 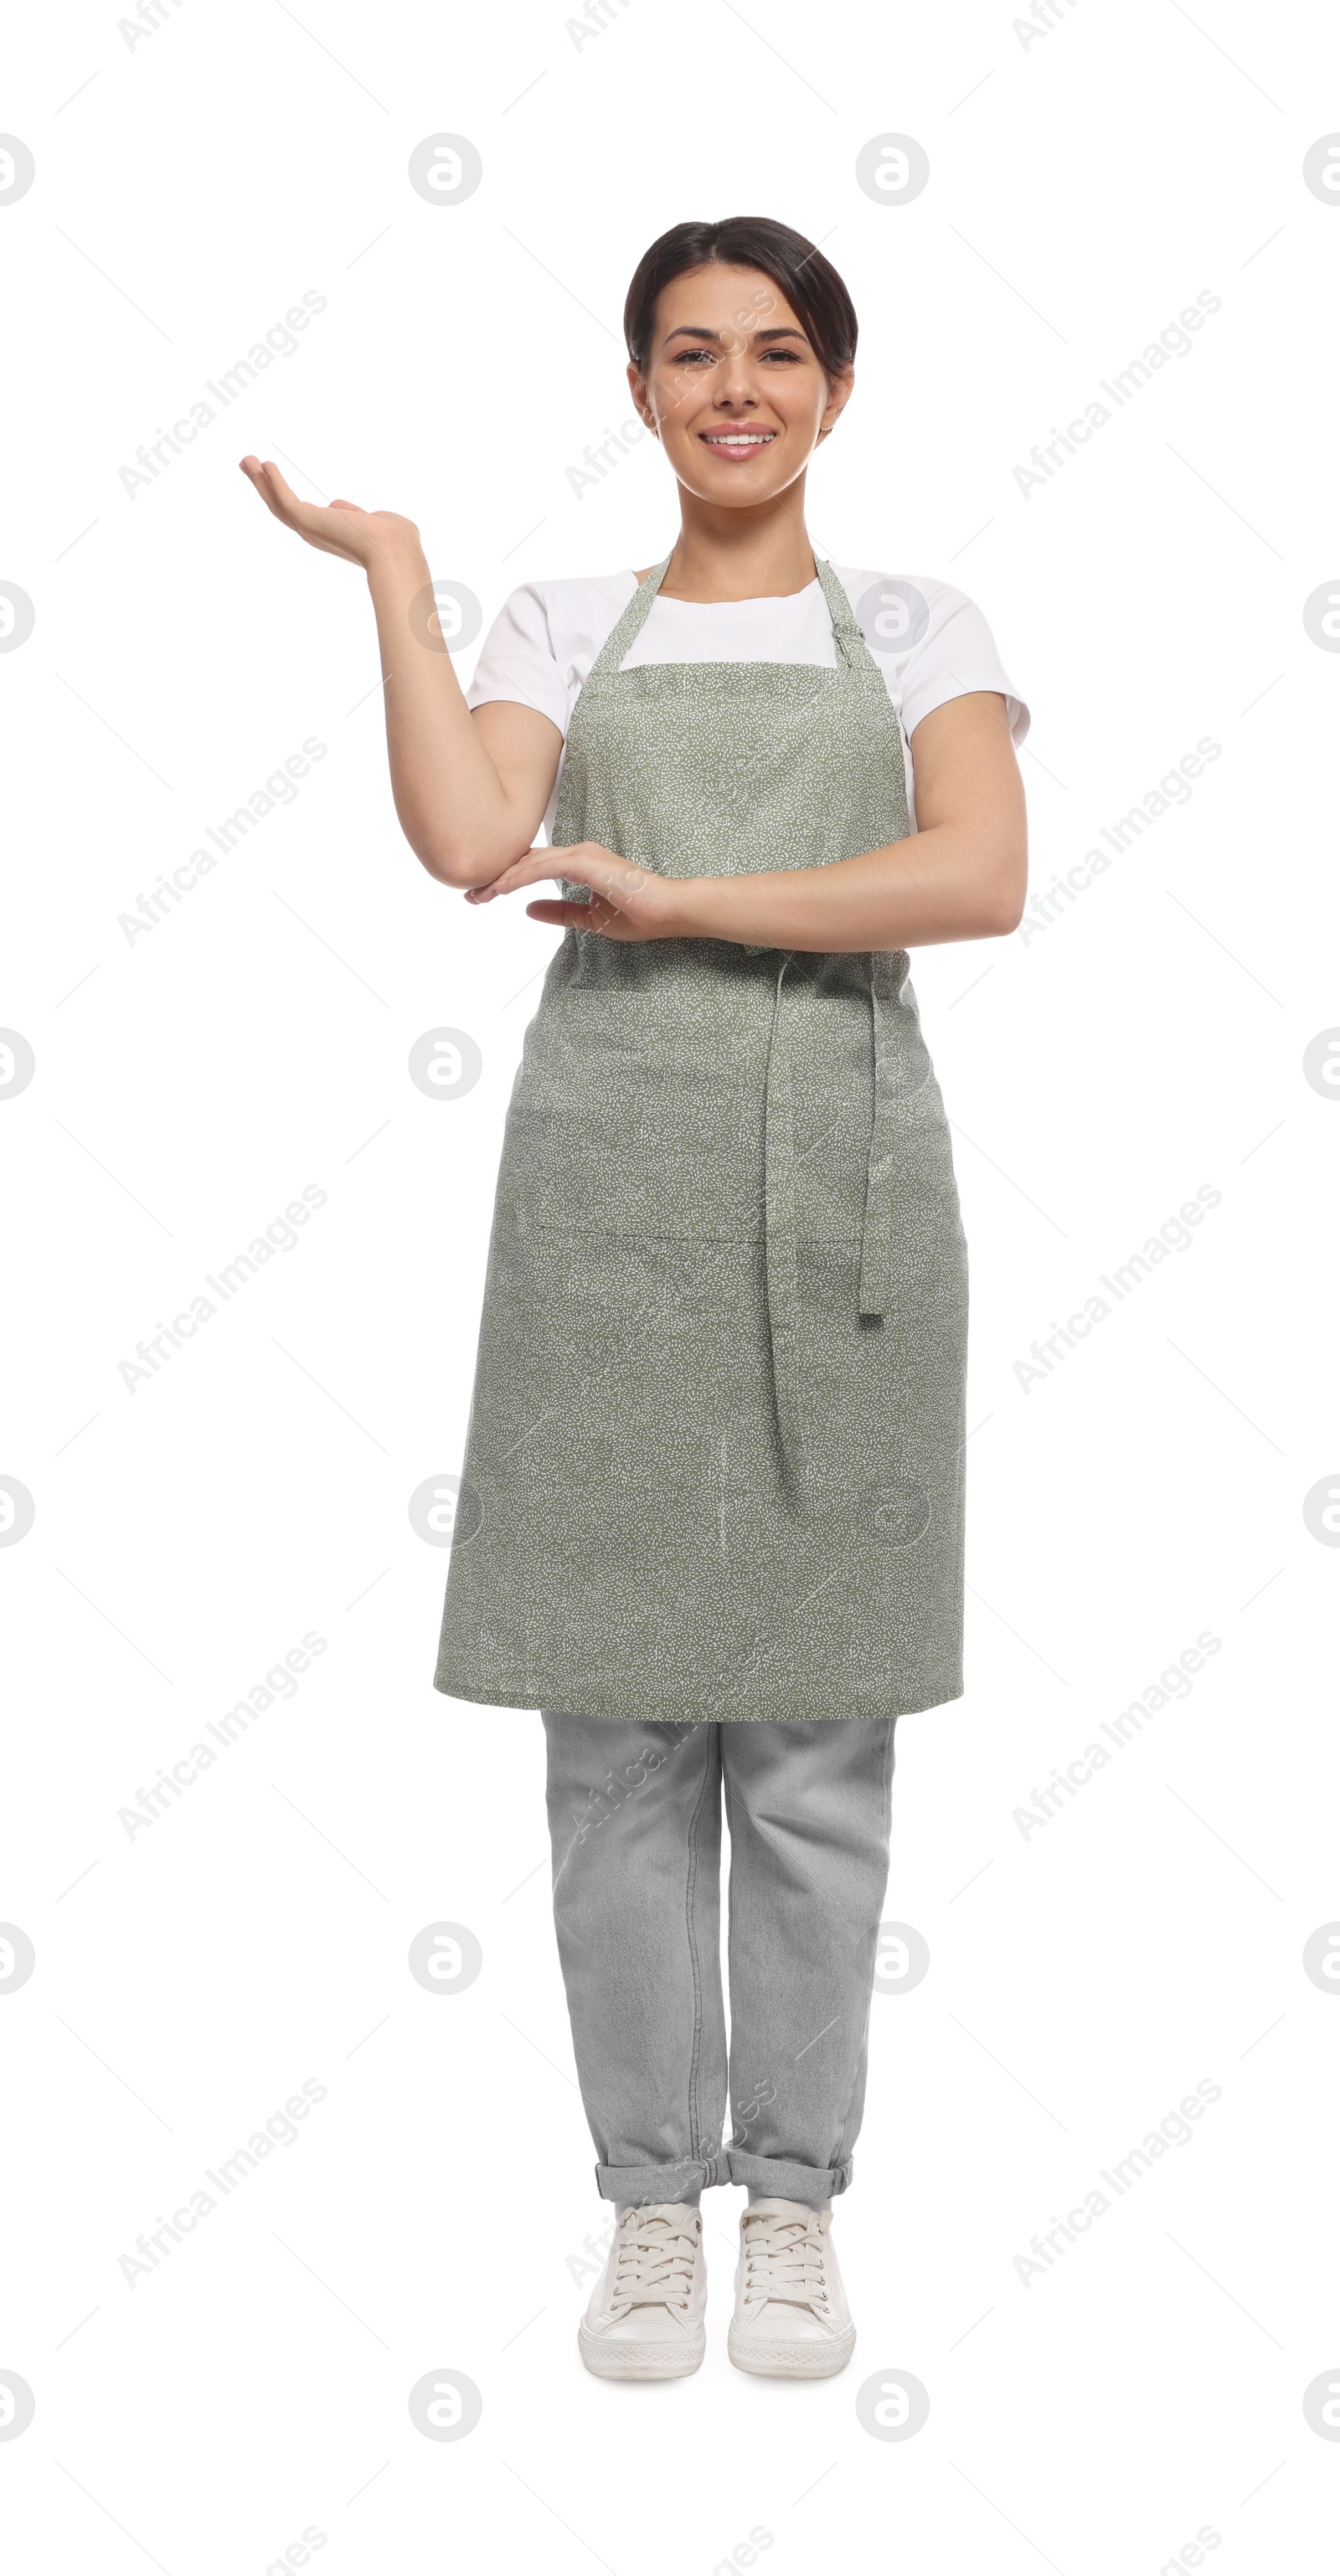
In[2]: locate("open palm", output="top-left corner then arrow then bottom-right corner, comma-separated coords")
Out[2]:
239,456 -> 420,571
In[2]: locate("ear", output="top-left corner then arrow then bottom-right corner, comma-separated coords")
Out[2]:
626,358 -> 657,435
822,364 -> 855,435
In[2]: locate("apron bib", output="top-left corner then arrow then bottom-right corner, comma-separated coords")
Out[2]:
435,555 -> 968,1723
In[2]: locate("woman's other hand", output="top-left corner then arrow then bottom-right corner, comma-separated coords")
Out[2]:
464,842 -> 689,940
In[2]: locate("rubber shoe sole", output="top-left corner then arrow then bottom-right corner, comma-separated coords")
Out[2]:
727,2319 -> 857,2379
579,2321 -> 705,2380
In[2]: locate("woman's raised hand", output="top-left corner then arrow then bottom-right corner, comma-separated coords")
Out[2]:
239,456 -> 424,572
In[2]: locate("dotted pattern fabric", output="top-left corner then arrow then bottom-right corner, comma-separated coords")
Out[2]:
435,555 -> 969,1722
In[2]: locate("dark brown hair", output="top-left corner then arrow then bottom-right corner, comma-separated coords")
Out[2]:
623,217 -> 858,379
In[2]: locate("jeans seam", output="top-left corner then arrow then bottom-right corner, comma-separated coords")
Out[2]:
720,1757 -> 742,2158
829,1717 -> 899,2170
681,1728 -> 717,2173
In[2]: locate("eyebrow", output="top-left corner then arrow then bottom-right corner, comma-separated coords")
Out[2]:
662,325 -> 810,347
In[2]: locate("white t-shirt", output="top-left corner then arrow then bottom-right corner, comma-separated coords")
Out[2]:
466,566 -> 1029,841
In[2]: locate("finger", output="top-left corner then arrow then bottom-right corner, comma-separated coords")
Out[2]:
245,457 -> 306,522
464,854 -> 562,902
239,457 -> 320,539
239,456 -> 294,523
525,899 -> 610,929
255,457 -> 307,513
241,457 -> 348,549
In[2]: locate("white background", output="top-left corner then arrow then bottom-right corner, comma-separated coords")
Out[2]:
2,2 -> 1338,2569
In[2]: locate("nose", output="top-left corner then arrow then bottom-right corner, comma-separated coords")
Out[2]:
714,333 -> 760,410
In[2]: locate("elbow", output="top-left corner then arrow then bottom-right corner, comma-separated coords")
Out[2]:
422,853 -> 477,891
982,842 -> 1028,936
987,887 -> 1028,936
408,815 -> 538,890
411,837 -> 487,891
393,794 -> 501,889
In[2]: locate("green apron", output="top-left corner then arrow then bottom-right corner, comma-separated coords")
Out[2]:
434,554 -> 968,1723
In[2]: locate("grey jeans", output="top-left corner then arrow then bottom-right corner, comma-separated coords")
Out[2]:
542,1712 -> 899,2206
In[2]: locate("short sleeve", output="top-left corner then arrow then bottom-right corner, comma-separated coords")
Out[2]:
899,582 -> 1029,744
466,584 -> 570,738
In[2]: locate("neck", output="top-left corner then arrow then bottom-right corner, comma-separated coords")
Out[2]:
658,480 -> 817,601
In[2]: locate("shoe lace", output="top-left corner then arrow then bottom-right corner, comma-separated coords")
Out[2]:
740,2208 -> 829,2311
610,2207 -> 700,2316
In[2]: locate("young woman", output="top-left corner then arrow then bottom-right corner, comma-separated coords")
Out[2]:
242,214 -> 1028,2385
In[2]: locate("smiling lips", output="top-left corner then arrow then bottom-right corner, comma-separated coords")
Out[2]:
699,428 -> 778,462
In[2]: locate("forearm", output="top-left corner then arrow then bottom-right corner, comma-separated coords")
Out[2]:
668,823 -> 1028,952
365,544 -> 531,884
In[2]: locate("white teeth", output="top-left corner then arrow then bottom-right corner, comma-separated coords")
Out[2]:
704,434 -> 774,446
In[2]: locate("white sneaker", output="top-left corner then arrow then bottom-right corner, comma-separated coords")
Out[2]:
578,2202 -> 707,2379
728,2197 -> 857,2378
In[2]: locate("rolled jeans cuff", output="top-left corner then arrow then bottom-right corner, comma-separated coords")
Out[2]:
725,2147 -> 854,2202
595,2152 -> 725,2204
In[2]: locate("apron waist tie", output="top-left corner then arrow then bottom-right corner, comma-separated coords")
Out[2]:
858,950 -> 899,1320
762,952 -> 897,1493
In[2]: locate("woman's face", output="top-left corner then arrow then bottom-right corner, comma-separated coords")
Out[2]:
628,263 -> 852,507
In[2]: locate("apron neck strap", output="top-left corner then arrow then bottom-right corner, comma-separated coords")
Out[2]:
585,548 -> 873,680
585,550 -> 676,681
813,557 -> 871,669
